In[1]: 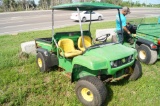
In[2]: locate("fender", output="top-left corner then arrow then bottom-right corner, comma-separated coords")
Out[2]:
136,38 -> 157,50
36,48 -> 58,67
72,55 -> 107,70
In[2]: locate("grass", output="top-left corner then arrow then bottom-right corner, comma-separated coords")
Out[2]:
0,17 -> 160,106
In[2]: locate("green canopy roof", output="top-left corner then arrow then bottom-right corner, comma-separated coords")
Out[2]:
52,2 -> 122,11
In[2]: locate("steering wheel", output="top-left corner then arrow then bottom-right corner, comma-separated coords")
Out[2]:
95,34 -> 110,42
126,22 -> 132,30
126,23 -> 137,34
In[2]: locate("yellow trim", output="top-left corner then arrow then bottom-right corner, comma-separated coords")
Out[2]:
139,50 -> 146,60
38,58 -> 42,68
81,88 -> 93,102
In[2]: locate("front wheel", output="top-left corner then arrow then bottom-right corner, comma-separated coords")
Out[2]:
98,16 -> 102,21
128,60 -> 142,80
82,17 -> 86,22
75,76 -> 107,106
137,44 -> 157,64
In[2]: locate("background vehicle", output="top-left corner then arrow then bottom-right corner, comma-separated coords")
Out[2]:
121,17 -> 160,64
35,2 -> 142,106
70,11 -> 103,22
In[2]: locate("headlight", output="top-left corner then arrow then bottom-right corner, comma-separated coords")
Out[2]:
110,61 -> 114,66
128,55 -> 132,62
110,61 -> 118,68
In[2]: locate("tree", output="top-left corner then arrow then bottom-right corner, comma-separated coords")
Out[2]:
3,0 -> 10,11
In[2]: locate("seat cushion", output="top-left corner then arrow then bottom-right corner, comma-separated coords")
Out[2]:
78,36 -> 92,51
60,50 -> 82,58
58,38 -> 82,58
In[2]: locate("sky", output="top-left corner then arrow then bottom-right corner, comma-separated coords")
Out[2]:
123,0 -> 160,4
34,0 -> 160,5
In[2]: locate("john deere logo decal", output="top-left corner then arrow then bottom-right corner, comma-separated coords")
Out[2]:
122,58 -> 126,63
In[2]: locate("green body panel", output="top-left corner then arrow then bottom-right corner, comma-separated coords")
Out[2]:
36,41 -> 53,52
72,55 -> 107,70
72,44 -> 136,75
137,24 -> 160,38
136,23 -> 160,45
72,66 -> 100,81
58,58 -> 72,72
52,2 -> 122,10
83,44 -> 136,61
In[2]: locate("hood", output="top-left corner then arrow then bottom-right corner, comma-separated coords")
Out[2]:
84,43 -> 136,61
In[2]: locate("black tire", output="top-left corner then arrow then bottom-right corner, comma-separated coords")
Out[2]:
82,17 -> 86,22
36,52 -> 48,72
135,43 -> 139,50
129,60 -> 142,80
137,44 -> 157,64
98,16 -> 102,21
148,49 -> 157,64
75,76 -> 107,106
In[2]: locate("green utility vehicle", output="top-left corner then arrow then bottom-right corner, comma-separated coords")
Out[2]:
121,18 -> 160,64
35,2 -> 142,106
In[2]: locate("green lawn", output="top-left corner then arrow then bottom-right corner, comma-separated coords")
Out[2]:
0,18 -> 160,106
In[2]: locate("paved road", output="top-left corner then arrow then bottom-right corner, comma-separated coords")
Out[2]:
0,8 -> 160,35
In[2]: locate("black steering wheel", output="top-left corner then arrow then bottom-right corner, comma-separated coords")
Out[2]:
95,34 -> 110,42
126,23 -> 137,34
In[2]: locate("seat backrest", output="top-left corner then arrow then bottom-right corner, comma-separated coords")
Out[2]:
78,36 -> 92,51
58,39 -> 75,52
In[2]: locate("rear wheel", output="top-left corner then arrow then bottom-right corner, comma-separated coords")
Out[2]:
75,76 -> 107,106
98,16 -> 102,21
82,17 -> 86,22
36,52 -> 49,72
137,44 -> 157,64
128,60 -> 142,80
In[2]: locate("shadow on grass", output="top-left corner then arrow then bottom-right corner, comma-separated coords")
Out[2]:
104,79 -> 129,105
104,84 -> 113,106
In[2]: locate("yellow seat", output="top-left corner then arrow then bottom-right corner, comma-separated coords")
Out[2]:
58,39 -> 82,58
78,36 -> 92,51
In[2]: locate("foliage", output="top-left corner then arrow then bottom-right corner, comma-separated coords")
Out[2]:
1,0 -> 36,12
0,0 -> 160,12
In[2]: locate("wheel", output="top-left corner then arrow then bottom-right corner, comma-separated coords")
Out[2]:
36,52 -> 48,72
128,60 -> 142,80
98,16 -> 102,21
75,76 -> 107,106
135,43 -> 139,50
82,17 -> 86,22
137,44 -> 157,64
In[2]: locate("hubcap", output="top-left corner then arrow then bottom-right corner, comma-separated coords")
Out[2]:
81,88 -> 93,101
139,50 -> 146,60
38,58 -> 42,68
83,18 -> 86,22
